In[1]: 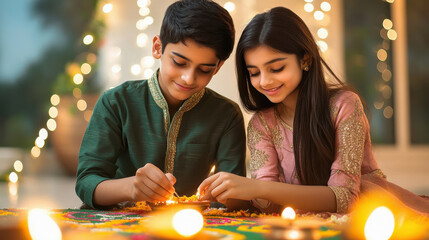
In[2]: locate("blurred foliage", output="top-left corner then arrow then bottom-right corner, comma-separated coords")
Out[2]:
0,0 -> 102,148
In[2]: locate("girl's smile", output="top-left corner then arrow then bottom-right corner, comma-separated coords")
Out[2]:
261,84 -> 284,95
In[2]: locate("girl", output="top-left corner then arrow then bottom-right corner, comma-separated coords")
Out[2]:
198,7 -> 429,214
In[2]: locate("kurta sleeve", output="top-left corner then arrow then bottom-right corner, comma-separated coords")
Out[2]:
328,92 -> 367,213
248,112 -> 282,212
215,104 -> 246,177
75,91 -> 124,208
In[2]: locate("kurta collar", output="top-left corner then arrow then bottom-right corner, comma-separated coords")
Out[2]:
148,69 -> 205,133
148,69 -> 205,173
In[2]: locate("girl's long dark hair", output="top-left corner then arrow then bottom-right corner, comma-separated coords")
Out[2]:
236,7 -> 346,186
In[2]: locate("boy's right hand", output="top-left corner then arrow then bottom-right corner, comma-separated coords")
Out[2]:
131,163 -> 175,202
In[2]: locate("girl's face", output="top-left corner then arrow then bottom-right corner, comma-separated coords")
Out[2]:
244,45 -> 306,104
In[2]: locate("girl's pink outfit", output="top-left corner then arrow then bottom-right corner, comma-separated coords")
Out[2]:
249,90 -> 429,214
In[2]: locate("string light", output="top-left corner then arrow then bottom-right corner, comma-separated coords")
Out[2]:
304,3 -> 314,13
102,3 -> 113,13
224,2 -> 236,13
131,64 -> 142,75
320,2 -> 331,12
374,0 -> 396,119
131,0 -> 154,78
14,160 -> 24,173
139,7 -> 150,16
73,73 -> 84,85
81,63 -> 92,74
83,35 -> 94,45
28,0 -> 107,164
303,0 -> 330,54
112,64 -> 121,74
314,10 -> 324,21
77,99 -> 88,111
50,94 -> 60,106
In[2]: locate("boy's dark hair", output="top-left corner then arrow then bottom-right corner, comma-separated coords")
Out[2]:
160,0 -> 235,61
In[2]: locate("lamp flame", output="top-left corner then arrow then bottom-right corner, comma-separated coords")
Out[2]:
28,209 -> 62,240
281,207 -> 296,220
364,206 -> 395,240
172,209 -> 204,237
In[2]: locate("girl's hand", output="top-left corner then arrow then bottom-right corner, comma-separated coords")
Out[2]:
198,172 -> 256,204
131,163 -> 175,202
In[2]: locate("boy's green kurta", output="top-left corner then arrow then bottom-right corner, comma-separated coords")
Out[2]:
76,71 -> 246,208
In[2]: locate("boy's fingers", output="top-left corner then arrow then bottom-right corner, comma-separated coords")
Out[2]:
165,173 -> 176,185
137,164 -> 174,196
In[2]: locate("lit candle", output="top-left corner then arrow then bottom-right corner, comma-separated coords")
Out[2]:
364,206 -> 394,240
144,207 -> 205,239
172,209 -> 204,238
281,207 -> 296,225
263,207 -> 321,240
209,165 -> 215,176
28,209 -> 62,240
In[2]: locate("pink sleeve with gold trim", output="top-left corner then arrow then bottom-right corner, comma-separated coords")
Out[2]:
248,112 -> 282,212
328,91 -> 367,213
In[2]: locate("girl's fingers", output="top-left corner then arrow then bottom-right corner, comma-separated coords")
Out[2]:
198,173 -> 219,197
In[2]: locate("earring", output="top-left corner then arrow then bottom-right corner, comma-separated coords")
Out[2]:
304,66 -> 309,71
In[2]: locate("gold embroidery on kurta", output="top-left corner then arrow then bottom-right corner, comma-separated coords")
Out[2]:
148,70 -> 205,174
366,169 -> 387,179
148,72 -> 169,135
248,115 -> 270,178
329,91 -> 341,122
337,99 -> 365,176
164,89 -> 205,174
328,186 -> 350,213
271,125 -> 284,149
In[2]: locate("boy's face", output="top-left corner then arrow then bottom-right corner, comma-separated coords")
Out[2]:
152,36 -> 224,108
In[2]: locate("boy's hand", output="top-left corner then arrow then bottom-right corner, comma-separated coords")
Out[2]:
131,163 -> 175,202
197,172 -> 255,204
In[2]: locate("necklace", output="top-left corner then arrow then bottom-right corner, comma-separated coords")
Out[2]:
274,107 -> 294,150
275,106 -> 293,132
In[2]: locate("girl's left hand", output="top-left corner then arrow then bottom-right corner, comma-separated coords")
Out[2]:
197,172 -> 256,204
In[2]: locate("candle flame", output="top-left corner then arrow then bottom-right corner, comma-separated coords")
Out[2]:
210,165 -> 215,174
28,209 -> 62,240
166,199 -> 177,205
364,206 -> 395,240
281,207 -> 296,220
172,209 -> 204,237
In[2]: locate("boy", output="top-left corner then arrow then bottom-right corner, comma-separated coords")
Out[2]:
75,0 -> 246,209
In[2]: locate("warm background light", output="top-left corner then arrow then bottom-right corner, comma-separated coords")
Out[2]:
50,94 -> 60,106
14,160 -> 24,172
224,2 -> 236,13
83,34 -> 94,45
39,128 -> 48,140
102,3 -> 113,13
73,73 -> 84,85
46,119 -> 57,131
9,172 -> 18,183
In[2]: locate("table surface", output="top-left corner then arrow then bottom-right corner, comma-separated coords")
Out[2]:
0,208 -> 344,240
